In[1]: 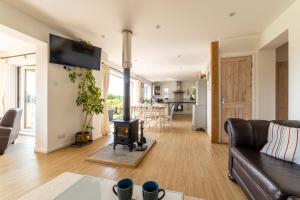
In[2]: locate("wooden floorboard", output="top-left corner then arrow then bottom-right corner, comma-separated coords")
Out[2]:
0,115 -> 247,200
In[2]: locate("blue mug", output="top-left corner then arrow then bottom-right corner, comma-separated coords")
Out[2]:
142,181 -> 165,200
113,178 -> 133,200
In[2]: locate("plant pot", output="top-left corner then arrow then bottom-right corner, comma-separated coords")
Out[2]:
75,131 -> 90,144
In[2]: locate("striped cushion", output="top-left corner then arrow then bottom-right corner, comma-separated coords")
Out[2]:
260,122 -> 300,165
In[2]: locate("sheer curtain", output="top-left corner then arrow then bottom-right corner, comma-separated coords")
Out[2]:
100,64 -> 111,136
135,80 -> 141,104
0,59 -> 5,116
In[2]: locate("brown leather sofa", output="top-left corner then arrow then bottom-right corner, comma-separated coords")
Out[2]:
0,108 -> 23,155
225,118 -> 300,200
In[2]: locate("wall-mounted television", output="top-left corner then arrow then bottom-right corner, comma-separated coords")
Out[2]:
49,34 -> 101,70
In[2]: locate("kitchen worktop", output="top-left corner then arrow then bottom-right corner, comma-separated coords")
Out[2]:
161,100 -> 196,104
155,98 -> 196,104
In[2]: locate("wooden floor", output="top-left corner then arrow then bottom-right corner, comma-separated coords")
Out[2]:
0,115 -> 247,200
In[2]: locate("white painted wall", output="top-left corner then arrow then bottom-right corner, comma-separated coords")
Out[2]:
0,1 -> 149,151
256,49 -> 276,120
258,0 -> 300,120
0,1 -> 50,152
0,1 -> 85,152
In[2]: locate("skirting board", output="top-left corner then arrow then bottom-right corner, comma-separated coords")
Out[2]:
35,141 -> 73,154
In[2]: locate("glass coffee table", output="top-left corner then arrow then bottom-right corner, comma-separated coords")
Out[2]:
18,172 -> 188,200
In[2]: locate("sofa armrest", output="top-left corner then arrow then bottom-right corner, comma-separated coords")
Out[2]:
0,126 -> 12,137
0,126 -> 12,155
224,118 -> 255,148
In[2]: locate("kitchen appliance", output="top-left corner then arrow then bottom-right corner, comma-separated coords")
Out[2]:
192,80 -> 207,131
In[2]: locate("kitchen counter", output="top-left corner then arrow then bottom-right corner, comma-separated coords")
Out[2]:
155,100 -> 195,115
159,100 -> 196,104
161,101 -> 196,104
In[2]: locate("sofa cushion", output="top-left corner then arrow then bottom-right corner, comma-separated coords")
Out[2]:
261,122 -> 300,165
231,147 -> 300,199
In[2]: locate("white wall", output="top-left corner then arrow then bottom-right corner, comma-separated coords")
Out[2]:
258,0 -> 300,120
256,49 -> 276,120
0,0 -> 49,152
0,1 -> 85,152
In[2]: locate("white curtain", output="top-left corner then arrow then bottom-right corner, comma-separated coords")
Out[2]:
135,80 -> 142,104
0,59 -> 5,116
100,64 -> 111,136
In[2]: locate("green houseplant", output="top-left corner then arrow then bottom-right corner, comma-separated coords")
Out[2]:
65,65 -> 104,143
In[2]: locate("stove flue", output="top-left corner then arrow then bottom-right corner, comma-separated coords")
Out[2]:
113,30 -> 139,151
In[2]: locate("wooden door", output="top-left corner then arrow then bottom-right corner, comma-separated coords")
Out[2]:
221,56 -> 252,143
276,61 -> 288,120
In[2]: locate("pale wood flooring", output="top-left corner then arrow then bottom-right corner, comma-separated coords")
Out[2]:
0,115 -> 247,200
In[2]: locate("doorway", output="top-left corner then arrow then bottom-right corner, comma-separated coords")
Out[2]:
220,56 -> 252,143
276,43 -> 288,120
17,65 -> 36,136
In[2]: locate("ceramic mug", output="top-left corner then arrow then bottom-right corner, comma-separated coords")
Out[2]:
113,178 -> 134,200
142,181 -> 165,200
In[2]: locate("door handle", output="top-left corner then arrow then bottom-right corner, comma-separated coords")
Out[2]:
221,97 -> 225,104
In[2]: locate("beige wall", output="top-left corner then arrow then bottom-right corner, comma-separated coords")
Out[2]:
276,43 -> 288,62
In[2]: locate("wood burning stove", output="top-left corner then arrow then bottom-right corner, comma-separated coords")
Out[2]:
113,119 -> 139,151
113,30 -> 146,152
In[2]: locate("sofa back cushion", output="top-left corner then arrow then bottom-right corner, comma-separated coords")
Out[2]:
261,122 -> 300,165
249,120 -> 270,150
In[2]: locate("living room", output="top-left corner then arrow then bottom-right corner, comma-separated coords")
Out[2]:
1,0 -> 300,200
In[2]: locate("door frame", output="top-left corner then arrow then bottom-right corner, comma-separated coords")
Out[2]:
276,61 -> 289,120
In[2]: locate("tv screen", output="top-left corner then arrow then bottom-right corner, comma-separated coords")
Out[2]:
49,34 -> 101,70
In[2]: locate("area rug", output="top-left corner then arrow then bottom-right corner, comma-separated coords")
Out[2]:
87,139 -> 156,167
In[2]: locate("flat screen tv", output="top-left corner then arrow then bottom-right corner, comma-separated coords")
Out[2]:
49,34 -> 101,70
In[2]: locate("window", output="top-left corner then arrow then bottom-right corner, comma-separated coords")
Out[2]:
163,88 -> 169,99
108,72 -> 123,120
130,79 -> 137,105
144,83 -> 151,100
107,71 -> 139,120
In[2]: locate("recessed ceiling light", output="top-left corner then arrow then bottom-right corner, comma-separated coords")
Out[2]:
156,25 -> 161,29
229,12 -> 237,17
177,55 -> 182,58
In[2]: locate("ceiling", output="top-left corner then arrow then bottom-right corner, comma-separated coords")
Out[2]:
3,0 -> 295,82
0,32 -> 35,57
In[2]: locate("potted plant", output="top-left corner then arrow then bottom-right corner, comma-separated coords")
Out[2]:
65,65 -> 104,145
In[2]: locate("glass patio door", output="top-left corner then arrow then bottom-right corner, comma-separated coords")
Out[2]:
24,69 -> 36,129
18,66 -> 36,135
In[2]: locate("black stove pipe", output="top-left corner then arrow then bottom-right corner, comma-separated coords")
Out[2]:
123,68 -> 130,121
122,30 -> 132,121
